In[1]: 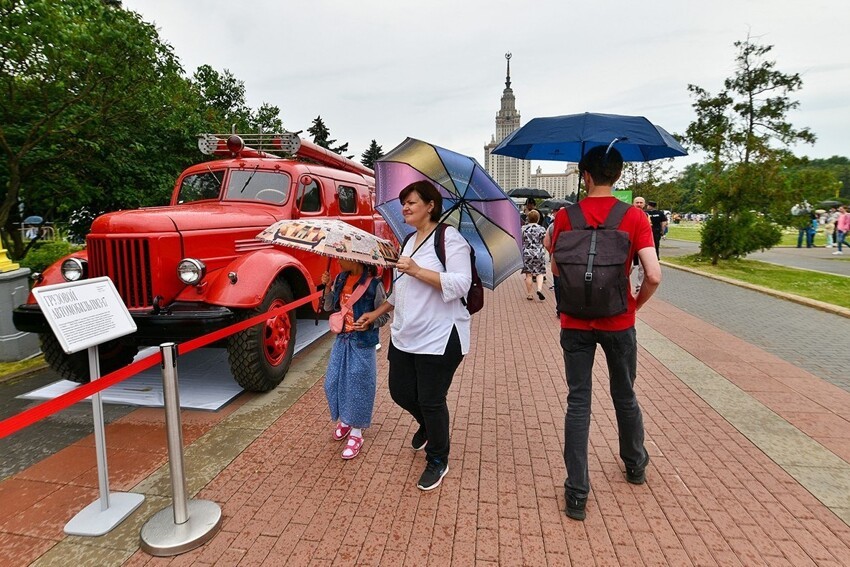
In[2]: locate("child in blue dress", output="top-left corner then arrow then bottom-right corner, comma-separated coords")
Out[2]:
321,259 -> 389,459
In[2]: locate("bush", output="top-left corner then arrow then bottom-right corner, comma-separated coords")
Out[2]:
699,212 -> 782,264
19,240 -> 84,273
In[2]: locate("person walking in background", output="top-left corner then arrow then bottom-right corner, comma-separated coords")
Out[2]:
821,209 -> 836,248
543,209 -> 565,317
522,209 -> 548,301
645,201 -> 667,258
834,206 -> 850,255
358,180 -> 471,491
631,196 -> 651,295
807,214 -> 819,248
320,260 -> 390,459
550,146 -> 661,522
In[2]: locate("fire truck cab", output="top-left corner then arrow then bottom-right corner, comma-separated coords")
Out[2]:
13,133 -> 395,392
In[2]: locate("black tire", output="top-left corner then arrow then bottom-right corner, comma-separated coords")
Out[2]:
39,333 -> 138,384
227,279 -> 297,392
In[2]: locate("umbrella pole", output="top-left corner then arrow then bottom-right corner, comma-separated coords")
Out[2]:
315,256 -> 333,326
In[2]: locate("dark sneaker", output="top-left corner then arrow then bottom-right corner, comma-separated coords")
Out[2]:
565,493 -> 587,521
411,426 -> 427,451
417,458 -> 448,491
626,455 -> 650,485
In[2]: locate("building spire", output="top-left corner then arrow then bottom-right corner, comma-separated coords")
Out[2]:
505,52 -> 512,89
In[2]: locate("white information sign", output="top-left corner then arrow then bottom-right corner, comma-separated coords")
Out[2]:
32,277 -> 136,355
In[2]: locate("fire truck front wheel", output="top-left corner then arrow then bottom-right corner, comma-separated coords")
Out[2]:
39,333 -> 139,384
228,279 -> 297,392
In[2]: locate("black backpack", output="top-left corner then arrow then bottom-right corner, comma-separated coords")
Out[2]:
554,201 -> 631,319
401,223 -> 484,314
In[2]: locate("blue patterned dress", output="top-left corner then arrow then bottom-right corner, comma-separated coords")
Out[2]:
323,274 -> 389,428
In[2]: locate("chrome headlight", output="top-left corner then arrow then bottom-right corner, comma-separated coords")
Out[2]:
60,258 -> 87,282
177,258 -> 205,285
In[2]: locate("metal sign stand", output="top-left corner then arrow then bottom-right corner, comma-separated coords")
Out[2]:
64,345 -> 145,536
140,343 -> 221,556
30,277 -> 144,537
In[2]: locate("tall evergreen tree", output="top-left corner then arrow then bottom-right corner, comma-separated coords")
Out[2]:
360,140 -> 384,169
307,116 -> 352,158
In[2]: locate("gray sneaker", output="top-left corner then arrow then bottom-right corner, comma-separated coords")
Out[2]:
417,458 -> 448,491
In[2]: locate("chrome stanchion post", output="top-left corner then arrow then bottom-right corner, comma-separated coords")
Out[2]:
162,342 -> 189,524
140,343 -> 221,556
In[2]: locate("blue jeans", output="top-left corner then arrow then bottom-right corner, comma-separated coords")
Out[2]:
561,327 -> 647,499
838,230 -> 849,252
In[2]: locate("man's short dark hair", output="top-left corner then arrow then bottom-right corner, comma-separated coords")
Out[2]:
647,201 -> 657,208
399,180 -> 443,222
578,145 -> 623,186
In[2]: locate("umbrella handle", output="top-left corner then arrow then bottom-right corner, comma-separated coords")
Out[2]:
315,256 -> 333,325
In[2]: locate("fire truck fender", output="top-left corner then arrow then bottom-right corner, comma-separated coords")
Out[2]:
24,250 -> 90,304
202,249 -> 318,311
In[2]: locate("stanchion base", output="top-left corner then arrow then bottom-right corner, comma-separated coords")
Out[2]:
64,492 -> 145,536
140,499 -> 222,556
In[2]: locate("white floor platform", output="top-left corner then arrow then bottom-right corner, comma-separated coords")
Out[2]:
18,319 -> 330,411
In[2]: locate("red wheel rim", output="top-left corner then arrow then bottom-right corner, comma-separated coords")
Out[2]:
263,298 -> 292,366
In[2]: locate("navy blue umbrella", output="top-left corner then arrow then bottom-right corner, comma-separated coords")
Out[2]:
491,112 -> 687,162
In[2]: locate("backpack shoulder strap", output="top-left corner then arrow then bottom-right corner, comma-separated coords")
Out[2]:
599,200 -> 630,229
432,223 -> 448,269
566,203 -> 589,230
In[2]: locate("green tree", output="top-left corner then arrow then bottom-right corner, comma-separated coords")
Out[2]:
360,140 -> 384,170
190,65 -> 252,133
251,103 -> 284,134
307,116 -> 352,158
618,159 -> 678,209
684,36 -> 817,263
0,0 -> 191,258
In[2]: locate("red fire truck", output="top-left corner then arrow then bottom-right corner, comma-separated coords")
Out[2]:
13,133 -> 395,392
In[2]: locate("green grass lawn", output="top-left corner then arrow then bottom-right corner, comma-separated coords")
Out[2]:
664,255 -> 850,310
0,355 -> 45,382
667,221 -> 835,247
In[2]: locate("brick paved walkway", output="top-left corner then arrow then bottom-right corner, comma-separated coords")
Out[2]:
3,271 -> 850,566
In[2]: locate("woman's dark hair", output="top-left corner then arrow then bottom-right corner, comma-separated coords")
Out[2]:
399,180 -> 442,222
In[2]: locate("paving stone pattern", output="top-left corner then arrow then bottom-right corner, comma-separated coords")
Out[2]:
657,268 -> 850,393
4,270 -> 850,565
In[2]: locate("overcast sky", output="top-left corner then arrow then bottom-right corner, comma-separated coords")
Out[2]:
123,0 -> 850,173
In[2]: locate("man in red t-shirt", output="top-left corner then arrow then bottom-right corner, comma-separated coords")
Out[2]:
551,145 -> 661,521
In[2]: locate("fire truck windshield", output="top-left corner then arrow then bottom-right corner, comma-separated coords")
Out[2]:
177,170 -> 224,203
176,169 -> 292,205
225,170 -> 291,204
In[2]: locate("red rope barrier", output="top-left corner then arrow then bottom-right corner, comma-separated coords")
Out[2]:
0,290 -> 324,439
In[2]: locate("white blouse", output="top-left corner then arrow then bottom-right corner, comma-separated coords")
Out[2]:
387,225 -> 472,355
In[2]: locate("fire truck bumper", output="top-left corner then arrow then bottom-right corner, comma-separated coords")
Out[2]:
13,303 -> 238,342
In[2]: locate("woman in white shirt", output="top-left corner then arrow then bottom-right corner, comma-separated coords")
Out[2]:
358,180 -> 471,491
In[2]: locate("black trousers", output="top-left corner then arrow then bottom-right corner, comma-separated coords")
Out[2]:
387,327 -> 464,461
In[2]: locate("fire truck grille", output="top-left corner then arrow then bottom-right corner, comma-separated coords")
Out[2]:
87,237 -> 154,309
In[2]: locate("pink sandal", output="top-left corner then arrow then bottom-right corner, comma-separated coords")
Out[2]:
342,435 -> 364,459
333,423 -> 351,441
